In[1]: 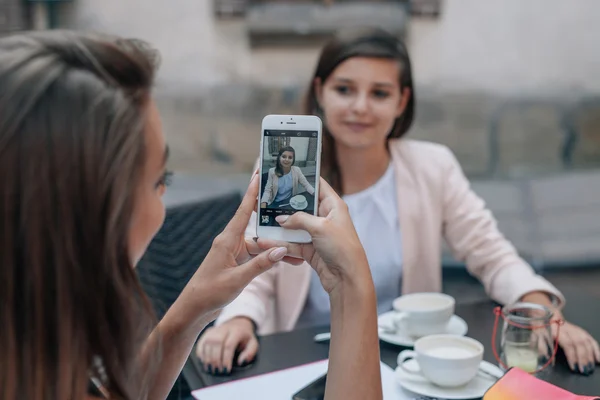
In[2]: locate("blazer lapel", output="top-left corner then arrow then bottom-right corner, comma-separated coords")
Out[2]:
390,141 -> 422,295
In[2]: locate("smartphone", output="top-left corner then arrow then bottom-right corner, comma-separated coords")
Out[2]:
257,114 -> 322,243
292,373 -> 327,400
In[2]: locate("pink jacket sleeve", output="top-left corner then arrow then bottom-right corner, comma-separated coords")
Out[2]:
440,147 -> 565,308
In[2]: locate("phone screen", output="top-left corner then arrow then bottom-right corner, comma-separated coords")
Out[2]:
292,373 -> 327,400
258,129 -> 319,227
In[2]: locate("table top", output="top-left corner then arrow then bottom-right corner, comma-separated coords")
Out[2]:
186,287 -> 600,397
269,192 -> 315,209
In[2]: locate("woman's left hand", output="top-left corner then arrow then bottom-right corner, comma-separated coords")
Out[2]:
180,173 -> 299,322
553,313 -> 600,375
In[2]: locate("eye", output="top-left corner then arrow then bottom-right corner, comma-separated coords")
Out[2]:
373,89 -> 391,99
156,170 -> 174,189
334,85 -> 351,95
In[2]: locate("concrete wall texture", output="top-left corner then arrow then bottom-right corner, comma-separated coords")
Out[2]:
57,0 -> 600,176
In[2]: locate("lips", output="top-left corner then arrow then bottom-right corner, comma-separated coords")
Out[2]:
344,122 -> 373,133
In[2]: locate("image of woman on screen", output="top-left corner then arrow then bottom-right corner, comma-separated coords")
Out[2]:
260,146 -> 315,208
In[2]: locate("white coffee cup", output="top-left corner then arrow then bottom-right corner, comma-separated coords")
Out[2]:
392,292 -> 455,337
397,334 -> 484,388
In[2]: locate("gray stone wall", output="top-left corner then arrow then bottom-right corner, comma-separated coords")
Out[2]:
156,85 -> 600,178
0,0 -> 27,33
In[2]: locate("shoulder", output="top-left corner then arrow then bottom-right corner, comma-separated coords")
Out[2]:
389,138 -> 455,159
389,138 -> 459,171
291,166 -> 302,173
268,167 -> 276,175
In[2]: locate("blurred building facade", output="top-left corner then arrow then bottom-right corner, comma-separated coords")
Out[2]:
22,0 -> 600,176
0,0 -> 27,33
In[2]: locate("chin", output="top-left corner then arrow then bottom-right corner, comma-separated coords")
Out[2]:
335,135 -> 379,150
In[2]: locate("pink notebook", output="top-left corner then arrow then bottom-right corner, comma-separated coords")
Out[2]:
484,367 -> 599,400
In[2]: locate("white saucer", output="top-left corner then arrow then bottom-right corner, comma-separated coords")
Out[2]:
290,195 -> 308,210
395,359 -> 502,399
377,311 -> 468,347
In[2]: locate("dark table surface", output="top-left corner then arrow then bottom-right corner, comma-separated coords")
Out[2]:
186,287 -> 600,397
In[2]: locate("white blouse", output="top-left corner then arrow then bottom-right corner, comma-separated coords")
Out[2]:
296,163 -> 403,329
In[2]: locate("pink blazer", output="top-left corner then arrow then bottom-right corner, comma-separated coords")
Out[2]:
216,139 -> 565,334
260,166 -> 315,205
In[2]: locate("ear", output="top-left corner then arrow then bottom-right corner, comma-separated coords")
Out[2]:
314,77 -> 324,109
396,87 -> 411,118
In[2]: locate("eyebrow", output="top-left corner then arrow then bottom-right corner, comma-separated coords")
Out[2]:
333,77 -> 396,88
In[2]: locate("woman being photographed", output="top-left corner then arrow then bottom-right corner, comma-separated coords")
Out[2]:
260,146 -> 315,208
0,30 -> 382,400
197,28 -> 600,376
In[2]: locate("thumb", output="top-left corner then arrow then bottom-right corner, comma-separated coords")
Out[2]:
275,212 -> 322,235
234,246 -> 288,286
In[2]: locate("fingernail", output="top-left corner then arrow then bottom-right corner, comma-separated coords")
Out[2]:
207,365 -> 213,374
269,247 -> 287,262
572,363 -> 579,372
582,366 -> 589,375
238,358 -> 245,366
252,237 -> 258,242
275,215 -> 289,224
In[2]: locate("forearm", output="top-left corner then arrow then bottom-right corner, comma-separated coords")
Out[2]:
325,277 -> 382,400
141,287 -> 215,400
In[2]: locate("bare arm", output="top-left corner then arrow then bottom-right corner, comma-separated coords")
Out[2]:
141,290 -> 214,400
261,178 -> 384,400
326,277 -> 382,400
140,174 -> 287,399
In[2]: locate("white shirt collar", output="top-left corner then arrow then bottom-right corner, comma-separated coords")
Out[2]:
343,163 -> 398,231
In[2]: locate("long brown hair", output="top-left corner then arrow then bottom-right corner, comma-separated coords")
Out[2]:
304,28 -> 415,194
0,31 -> 159,399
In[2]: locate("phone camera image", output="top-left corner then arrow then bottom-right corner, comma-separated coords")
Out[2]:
259,129 -> 318,227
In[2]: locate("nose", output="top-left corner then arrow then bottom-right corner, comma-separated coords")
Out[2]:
350,92 -> 370,115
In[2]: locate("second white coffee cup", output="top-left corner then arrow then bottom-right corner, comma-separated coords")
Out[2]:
397,334 -> 484,388
392,292 -> 455,337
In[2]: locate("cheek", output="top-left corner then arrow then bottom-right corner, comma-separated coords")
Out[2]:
373,102 -> 401,133
129,191 -> 166,266
321,91 -> 349,120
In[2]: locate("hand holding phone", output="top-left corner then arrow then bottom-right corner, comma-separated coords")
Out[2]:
256,114 -> 322,243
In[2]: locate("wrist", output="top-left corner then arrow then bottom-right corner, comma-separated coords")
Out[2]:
230,317 -> 258,334
329,270 -> 376,308
521,291 -> 562,319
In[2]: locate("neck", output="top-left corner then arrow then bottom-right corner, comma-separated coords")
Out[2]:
336,142 -> 390,195
282,166 -> 291,174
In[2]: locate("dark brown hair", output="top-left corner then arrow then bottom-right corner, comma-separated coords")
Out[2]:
0,30 -> 159,400
275,146 -> 296,177
304,28 -> 415,193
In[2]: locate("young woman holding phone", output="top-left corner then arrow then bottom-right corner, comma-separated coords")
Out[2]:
0,30 -> 382,400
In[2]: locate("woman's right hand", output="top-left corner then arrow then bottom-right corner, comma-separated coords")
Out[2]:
196,317 -> 259,375
254,178 -> 371,295
253,178 -> 382,400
